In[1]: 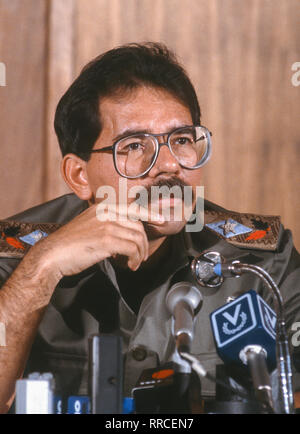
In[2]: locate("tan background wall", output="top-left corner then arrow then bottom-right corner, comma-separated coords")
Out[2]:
0,0 -> 299,249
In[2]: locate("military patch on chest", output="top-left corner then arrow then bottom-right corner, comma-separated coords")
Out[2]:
0,220 -> 61,258
204,209 -> 281,251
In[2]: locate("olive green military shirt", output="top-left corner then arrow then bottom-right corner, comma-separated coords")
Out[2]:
0,194 -> 300,400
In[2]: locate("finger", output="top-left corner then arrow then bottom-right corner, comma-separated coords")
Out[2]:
127,203 -> 166,225
75,206 -> 149,261
96,203 -> 165,225
121,220 -> 149,260
108,236 -> 145,271
115,218 -> 149,260
103,222 -> 148,263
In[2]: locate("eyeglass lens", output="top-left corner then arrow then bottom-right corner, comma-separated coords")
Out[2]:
115,126 -> 209,178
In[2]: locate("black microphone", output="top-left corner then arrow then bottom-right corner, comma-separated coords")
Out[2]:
166,282 -> 203,353
88,334 -> 123,414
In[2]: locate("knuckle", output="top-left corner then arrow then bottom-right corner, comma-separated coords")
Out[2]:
134,231 -> 144,243
100,230 -> 112,245
102,223 -> 112,235
101,221 -> 116,236
129,242 -> 139,256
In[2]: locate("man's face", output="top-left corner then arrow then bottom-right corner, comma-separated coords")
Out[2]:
85,86 -> 203,238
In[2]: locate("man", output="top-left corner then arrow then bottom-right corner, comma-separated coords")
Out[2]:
0,43 -> 299,414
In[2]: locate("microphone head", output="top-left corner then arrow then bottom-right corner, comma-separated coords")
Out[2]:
166,282 -> 203,315
210,290 -> 277,371
191,251 -> 224,288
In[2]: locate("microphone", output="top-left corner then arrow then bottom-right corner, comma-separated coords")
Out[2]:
190,251 -> 224,288
190,251 -> 243,288
210,289 -> 276,411
166,282 -> 203,353
88,334 -> 123,414
191,252 -> 294,414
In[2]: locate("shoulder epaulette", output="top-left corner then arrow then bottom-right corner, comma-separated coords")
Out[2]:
204,207 -> 281,251
0,208 -> 282,258
0,220 -> 61,258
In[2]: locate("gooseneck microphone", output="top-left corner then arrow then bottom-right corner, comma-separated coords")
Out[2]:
210,290 -> 276,412
166,282 -> 203,353
191,251 -> 294,414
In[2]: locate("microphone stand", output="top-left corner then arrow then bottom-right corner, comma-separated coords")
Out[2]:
223,262 -> 294,414
192,255 -> 294,414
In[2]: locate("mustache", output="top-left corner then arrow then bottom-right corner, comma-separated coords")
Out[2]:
142,177 -> 194,201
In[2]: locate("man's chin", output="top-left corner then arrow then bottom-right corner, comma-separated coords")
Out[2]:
142,220 -> 186,239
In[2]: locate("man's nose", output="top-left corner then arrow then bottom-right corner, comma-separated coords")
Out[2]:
147,142 -> 181,178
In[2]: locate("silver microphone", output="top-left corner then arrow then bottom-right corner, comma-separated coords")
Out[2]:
239,345 -> 275,412
166,282 -> 203,353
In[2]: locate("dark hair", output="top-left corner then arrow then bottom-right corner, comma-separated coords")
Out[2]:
54,42 -> 201,160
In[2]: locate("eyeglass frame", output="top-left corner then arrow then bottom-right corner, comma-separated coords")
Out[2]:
87,124 -> 212,179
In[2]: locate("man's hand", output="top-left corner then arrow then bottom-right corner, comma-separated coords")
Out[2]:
34,203 -> 165,279
0,202 -> 165,412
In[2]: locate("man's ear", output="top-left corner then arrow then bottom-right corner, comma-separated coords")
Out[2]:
61,154 -> 93,201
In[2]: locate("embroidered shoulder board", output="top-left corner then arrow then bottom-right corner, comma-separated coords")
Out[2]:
204,208 -> 281,251
0,208 -> 282,258
0,220 -> 61,259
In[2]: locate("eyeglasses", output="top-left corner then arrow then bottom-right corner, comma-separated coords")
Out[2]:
89,125 -> 212,179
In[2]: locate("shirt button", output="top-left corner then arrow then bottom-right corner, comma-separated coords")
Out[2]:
131,346 -> 147,361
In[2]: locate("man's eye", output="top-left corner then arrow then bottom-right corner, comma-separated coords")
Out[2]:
118,141 -> 145,155
130,142 -> 142,150
124,142 -> 144,152
175,136 -> 193,145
